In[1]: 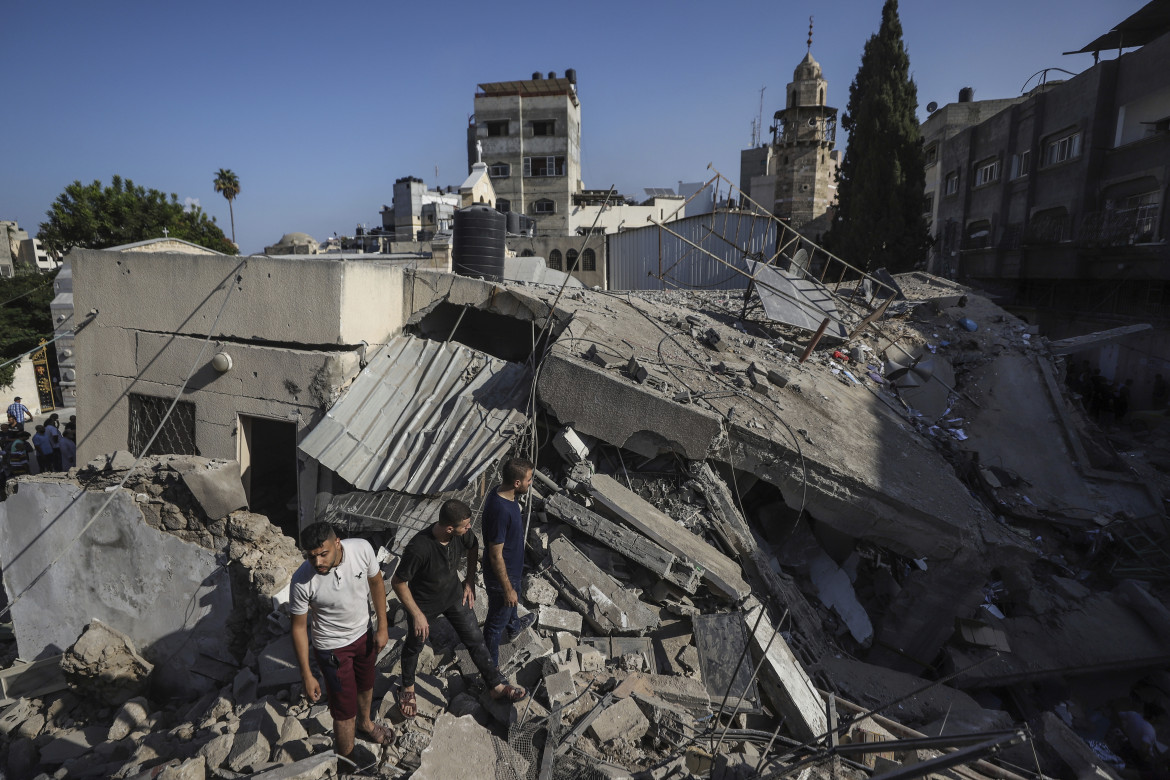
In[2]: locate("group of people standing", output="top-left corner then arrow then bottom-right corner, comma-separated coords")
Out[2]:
2,396 -> 76,478
1065,361 -> 1139,423
289,457 -> 535,761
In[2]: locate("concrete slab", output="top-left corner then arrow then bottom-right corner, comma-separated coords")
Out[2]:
744,599 -> 827,742
181,460 -> 248,520
415,712 -> 529,780
0,480 -> 233,700
588,697 -> 649,743
586,474 -> 750,601
547,537 -> 659,635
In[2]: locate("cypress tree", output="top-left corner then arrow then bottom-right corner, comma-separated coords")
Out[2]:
827,0 -> 930,273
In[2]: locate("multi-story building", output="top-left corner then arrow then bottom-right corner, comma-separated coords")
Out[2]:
920,89 -> 1027,276
934,0 -> 1170,398
381,177 -> 461,242
468,71 -> 582,236
740,48 -> 840,239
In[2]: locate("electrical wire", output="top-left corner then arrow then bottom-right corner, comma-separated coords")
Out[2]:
0,259 -> 246,623
0,279 -> 56,308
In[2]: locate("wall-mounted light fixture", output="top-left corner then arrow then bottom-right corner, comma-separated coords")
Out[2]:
212,352 -> 233,373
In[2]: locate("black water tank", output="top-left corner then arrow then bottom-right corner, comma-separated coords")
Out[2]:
565,68 -> 576,85
959,86 -> 974,103
548,71 -> 556,79
505,211 -> 521,235
453,205 -> 506,280
532,72 -> 543,80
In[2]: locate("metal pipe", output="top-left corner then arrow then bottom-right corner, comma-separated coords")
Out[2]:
799,318 -> 831,363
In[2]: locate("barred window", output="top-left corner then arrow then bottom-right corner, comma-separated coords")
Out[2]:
582,248 -> 596,271
128,393 -> 198,456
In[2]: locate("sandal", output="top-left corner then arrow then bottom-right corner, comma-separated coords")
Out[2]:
491,683 -> 527,703
399,688 -> 417,719
356,722 -> 393,745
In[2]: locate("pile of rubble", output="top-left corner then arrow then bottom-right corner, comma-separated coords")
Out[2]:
0,271 -> 1168,779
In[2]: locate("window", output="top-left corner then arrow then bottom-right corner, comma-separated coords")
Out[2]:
922,194 -> 934,219
548,249 -> 562,270
488,162 -> 510,178
532,199 -> 556,214
1117,191 -> 1160,242
1010,150 -> 1031,179
486,120 -> 509,137
924,144 -> 938,167
581,248 -> 596,271
566,249 -> 579,270
944,171 -> 959,196
1026,207 -> 1070,244
532,119 -> 555,136
523,156 -> 566,177
1044,131 -> 1082,166
973,159 -> 1000,187
963,220 -> 992,249
129,393 -> 197,456
496,198 -> 510,212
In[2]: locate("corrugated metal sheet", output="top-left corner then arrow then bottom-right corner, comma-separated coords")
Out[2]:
321,483 -> 484,555
299,335 -> 529,495
607,211 -> 777,291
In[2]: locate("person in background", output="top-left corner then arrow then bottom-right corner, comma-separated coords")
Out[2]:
31,425 -> 53,472
7,397 -> 31,432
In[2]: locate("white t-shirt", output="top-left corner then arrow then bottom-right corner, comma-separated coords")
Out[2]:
289,538 -> 380,650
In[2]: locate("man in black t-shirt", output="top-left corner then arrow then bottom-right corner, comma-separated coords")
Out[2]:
390,499 -> 527,718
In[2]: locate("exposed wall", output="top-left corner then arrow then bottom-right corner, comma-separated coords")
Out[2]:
566,197 -> 686,235
72,251 -> 407,465
506,235 -> 606,288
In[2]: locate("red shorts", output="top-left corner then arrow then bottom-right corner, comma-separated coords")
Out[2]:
315,629 -> 376,721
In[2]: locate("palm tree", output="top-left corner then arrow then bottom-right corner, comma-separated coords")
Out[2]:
213,169 -> 240,245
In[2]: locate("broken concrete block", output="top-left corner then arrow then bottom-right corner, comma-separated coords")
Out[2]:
38,726 -> 107,765
555,631 -> 578,651
588,697 -> 650,743
546,669 -> 577,709
257,635 -> 302,695
626,356 -> 650,384
157,756 -> 207,780
416,712 -> 529,780
0,699 -> 37,737
197,733 -> 234,770
15,712 -> 43,740
549,537 -> 661,635
249,753 -> 337,780
232,666 -> 258,704
704,328 -> 729,352
542,648 -> 580,677
181,461 -> 248,521
766,368 -> 790,387
578,646 -> 605,673
226,701 -> 282,774
108,696 -> 151,741
523,574 -> 558,607
545,492 -> 700,594
539,604 -> 583,635
676,646 -> 701,679
586,474 -> 750,601
107,450 -> 137,471
744,599 -> 827,742
643,674 -> 711,712
60,619 -> 154,706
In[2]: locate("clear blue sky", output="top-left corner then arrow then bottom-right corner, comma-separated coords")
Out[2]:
1,0 -> 1137,255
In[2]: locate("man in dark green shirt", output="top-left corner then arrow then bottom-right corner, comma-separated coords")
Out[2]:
391,499 -> 526,718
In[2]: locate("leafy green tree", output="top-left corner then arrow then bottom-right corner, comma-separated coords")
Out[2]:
213,168 -> 241,246
0,270 -> 58,388
38,176 -> 237,255
826,0 -> 930,273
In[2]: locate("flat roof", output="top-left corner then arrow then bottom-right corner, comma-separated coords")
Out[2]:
476,77 -> 579,105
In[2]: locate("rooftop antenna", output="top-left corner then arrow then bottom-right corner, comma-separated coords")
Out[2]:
751,86 -> 766,147
808,16 -> 814,52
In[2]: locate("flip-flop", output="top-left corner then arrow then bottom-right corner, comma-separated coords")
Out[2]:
491,683 -> 527,703
398,688 -> 417,719
357,722 -> 393,745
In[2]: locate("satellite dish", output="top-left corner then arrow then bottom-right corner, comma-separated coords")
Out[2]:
885,357 -> 935,388
926,101 -> 939,113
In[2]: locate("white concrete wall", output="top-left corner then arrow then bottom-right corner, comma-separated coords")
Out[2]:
0,480 -> 233,699
567,198 -> 687,235
70,250 -> 406,347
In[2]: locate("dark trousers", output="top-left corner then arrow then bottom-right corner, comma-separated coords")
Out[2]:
483,579 -> 524,667
36,453 -> 52,472
402,601 -> 504,690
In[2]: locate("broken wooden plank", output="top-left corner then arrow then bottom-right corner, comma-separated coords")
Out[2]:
585,474 -> 751,601
744,598 -> 827,742
545,492 -> 700,594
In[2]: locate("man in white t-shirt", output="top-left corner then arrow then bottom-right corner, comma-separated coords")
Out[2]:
289,522 -> 391,759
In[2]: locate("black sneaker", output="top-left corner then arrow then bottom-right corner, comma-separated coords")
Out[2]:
504,612 -> 537,641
